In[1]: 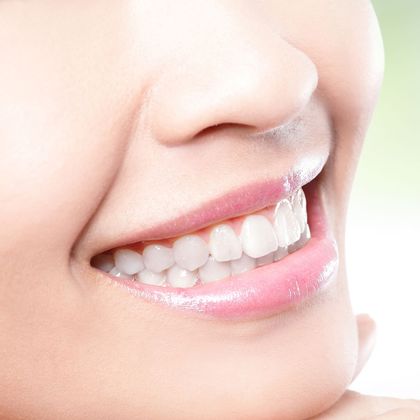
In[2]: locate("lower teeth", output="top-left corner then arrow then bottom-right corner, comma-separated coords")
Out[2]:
92,189 -> 311,288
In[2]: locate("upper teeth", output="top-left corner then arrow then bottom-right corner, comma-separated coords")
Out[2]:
273,199 -> 301,247
114,248 -> 145,275
93,188 -> 311,288
239,214 -> 279,258
209,224 -> 242,262
173,235 -> 209,271
143,244 -> 175,273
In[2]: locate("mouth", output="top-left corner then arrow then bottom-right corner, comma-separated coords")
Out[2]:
91,168 -> 337,321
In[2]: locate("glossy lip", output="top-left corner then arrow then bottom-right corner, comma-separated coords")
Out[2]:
107,156 -> 325,246
105,179 -> 338,321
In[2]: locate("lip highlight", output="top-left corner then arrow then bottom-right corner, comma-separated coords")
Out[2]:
106,180 -> 338,321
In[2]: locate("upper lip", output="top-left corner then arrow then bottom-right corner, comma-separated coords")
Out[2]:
106,159 -> 325,251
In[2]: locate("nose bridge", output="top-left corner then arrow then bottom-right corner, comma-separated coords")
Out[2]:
147,22 -> 318,145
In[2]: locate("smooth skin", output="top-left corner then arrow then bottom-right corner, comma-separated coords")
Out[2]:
0,1 -> 418,419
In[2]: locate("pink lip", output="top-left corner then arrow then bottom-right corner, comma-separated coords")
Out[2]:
112,157 -> 325,244
109,180 -> 338,321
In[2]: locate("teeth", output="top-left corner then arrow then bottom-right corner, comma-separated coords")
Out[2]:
273,200 -> 301,247
173,234 -> 209,271
109,267 -> 132,279
167,265 -> 198,288
256,252 -> 274,267
137,269 -> 166,286
143,244 -> 174,273
91,254 -> 114,273
274,246 -> 288,261
114,249 -> 144,275
230,253 -> 256,275
291,189 -> 307,233
240,215 -> 278,258
209,224 -> 242,262
199,256 -> 231,283
95,189 -> 311,289
305,224 -> 311,238
288,224 -> 311,253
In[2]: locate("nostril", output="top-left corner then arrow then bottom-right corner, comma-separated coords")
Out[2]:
194,122 -> 255,139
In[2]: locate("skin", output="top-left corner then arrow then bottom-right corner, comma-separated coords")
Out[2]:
2,1 -> 416,419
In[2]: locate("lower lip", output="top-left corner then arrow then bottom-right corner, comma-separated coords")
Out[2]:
109,184 -> 338,321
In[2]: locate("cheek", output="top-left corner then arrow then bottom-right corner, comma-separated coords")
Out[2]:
0,44 -> 138,329
0,2 -> 147,261
0,70 -> 131,261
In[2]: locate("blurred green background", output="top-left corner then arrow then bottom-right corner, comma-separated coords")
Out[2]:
348,0 -> 420,397
354,0 -> 420,203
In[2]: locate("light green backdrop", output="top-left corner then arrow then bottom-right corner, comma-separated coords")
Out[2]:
354,0 -> 420,203
348,1 -> 420,397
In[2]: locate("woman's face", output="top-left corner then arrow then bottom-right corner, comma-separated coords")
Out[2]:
0,1 -> 383,419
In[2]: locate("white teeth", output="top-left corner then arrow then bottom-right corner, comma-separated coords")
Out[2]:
209,224 -> 242,262
173,234 -> 209,271
97,189 -> 310,288
273,200 -> 301,247
167,265 -> 198,288
109,267 -> 132,279
137,269 -> 166,286
114,249 -> 144,275
256,252 -> 274,267
143,244 -> 174,273
240,215 -> 278,258
91,254 -> 114,273
274,246 -> 288,261
230,253 -> 256,275
305,224 -> 311,238
291,189 -> 307,233
288,224 -> 311,253
199,256 -> 231,283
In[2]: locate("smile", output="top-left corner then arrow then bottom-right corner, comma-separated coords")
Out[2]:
91,170 -> 338,320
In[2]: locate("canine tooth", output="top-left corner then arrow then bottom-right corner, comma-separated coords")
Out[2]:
199,256 -> 231,283
143,244 -> 174,273
240,215 -> 278,258
288,224 -> 311,253
91,254 -> 114,272
137,269 -> 166,286
291,188 -> 307,233
273,200 -> 301,247
209,224 -> 242,262
114,249 -> 144,275
230,253 -> 256,275
256,252 -> 274,267
173,235 -> 209,271
109,267 -> 132,279
167,265 -> 198,288
274,247 -> 288,261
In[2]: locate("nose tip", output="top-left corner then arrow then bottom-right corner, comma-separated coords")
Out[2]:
148,38 -> 318,145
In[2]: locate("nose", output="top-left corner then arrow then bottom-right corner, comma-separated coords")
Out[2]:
146,21 -> 318,145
